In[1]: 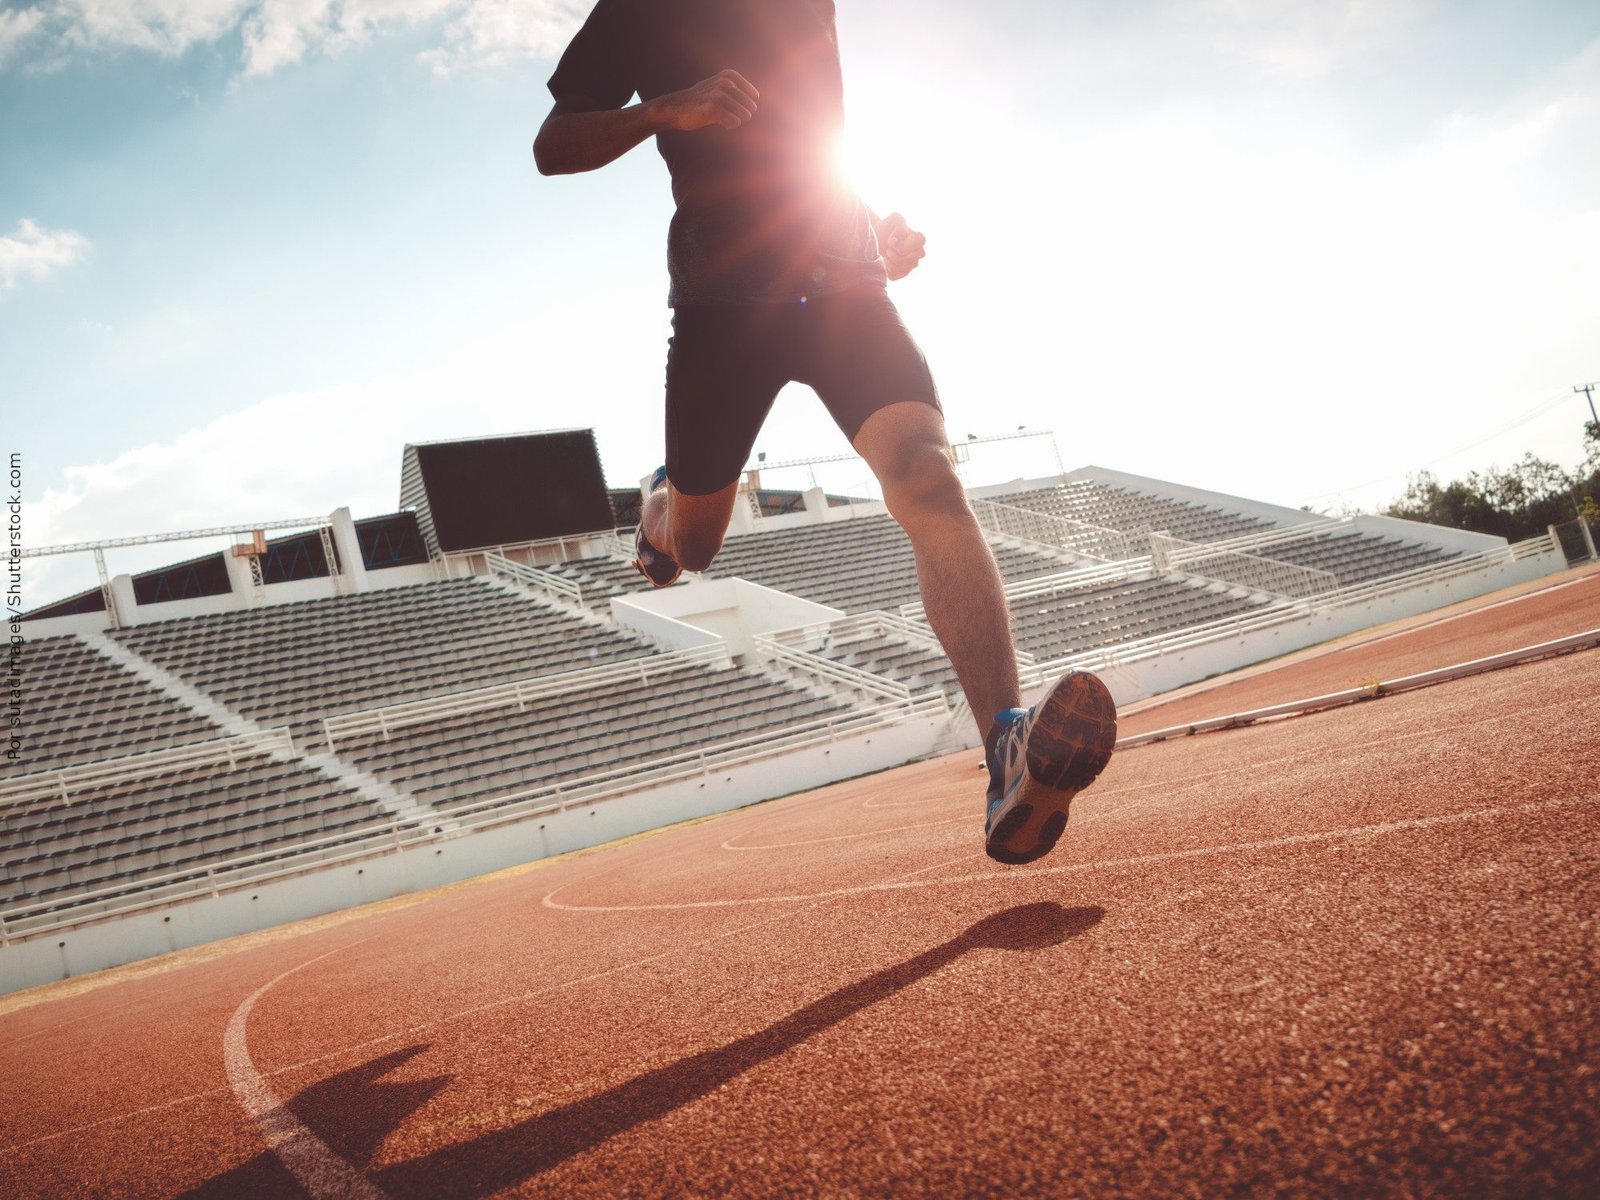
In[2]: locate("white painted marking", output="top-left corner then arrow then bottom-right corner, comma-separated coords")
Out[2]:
541,792 -> 1599,913
222,947 -> 390,1200
0,1082 -> 236,1158
254,852 -> 976,1089
863,789 -> 967,809
720,814 -> 968,851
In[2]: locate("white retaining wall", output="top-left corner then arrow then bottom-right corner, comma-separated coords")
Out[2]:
613,577 -> 844,660
0,713 -> 945,995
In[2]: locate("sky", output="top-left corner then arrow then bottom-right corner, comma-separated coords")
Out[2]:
3,0 -> 1598,604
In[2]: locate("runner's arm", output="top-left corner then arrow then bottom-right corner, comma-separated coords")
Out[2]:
870,210 -> 927,280
534,71 -> 761,176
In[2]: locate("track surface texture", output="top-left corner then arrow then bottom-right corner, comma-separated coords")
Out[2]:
3,577 -> 1598,1198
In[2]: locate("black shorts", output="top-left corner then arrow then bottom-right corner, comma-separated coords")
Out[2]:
663,284 -> 942,497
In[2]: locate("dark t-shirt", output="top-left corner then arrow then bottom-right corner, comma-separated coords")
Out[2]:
548,0 -> 888,305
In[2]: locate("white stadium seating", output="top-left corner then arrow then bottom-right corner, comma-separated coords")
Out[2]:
2,462 -> 1566,977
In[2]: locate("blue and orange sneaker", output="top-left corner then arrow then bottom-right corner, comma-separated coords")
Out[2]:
632,466 -> 682,588
985,670 -> 1117,865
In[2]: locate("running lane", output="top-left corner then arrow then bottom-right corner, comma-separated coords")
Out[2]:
1120,567 -> 1599,736
1,650 -> 1595,1197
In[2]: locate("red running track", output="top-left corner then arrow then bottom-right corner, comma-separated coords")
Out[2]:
1,581 -> 1597,1198
1120,567 -> 1600,737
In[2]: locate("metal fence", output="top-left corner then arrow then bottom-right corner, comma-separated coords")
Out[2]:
1148,532 -> 1339,600
0,728 -> 296,814
321,644 -> 733,750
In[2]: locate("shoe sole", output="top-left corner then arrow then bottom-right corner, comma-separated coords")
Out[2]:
631,554 -> 682,588
985,672 -> 1118,865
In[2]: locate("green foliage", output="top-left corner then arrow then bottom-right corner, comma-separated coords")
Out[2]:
1383,432 -> 1600,542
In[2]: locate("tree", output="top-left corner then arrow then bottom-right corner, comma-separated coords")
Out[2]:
1383,429 -> 1599,542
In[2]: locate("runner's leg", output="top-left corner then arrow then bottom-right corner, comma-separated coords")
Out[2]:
641,481 -> 740,572
651,304 -> 787,573
852,400 -> 1021,739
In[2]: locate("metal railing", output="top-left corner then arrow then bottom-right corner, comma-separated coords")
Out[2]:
1148,532 -> 1339,600
0,728 -> 296,813
900,560 -> 1153,629
1172,517 -> 1352,558
603,529 -> 638,559
970,497 -> 1143,563
321,644 -> 733,750
752,632 -> 913,702
484,552 -> 587,608
1031,536 -> 1561,678
0,693 -> 947,942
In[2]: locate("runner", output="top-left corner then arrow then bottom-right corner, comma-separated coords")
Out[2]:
535,0 -> 1116,863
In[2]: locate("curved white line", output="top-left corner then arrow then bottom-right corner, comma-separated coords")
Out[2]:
223,946 -> 389,1200
720,814 -> 969,851
259,853 -> 973,1096
0,1082 -> 235,1159
862,790 -> 968,809
541,793 -> 1597,913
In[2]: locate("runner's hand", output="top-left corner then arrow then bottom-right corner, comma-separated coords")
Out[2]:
877,212 -> 926,280
651,70 -> 760,132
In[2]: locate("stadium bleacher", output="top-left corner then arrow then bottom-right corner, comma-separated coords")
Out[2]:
1006,575 -> 1266,662
1001,480 -> 1266,543
12,635 -> 224,772
0,758 -> 386,906
6,453 -> 1543,957
696,513 -> 1069,613
998,478 -> 1459,582
107,578 -> 660,747
336,664 -> 851,809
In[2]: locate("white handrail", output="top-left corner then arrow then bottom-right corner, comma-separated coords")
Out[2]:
484,552 -> 586,607
970,496 -> 1136,563
0,728 -> 296,812
900,559 -> 1152,626
753,634 -> 913,702
321,644 -> 733,749
1179,517 -> 1354,558
1149,532 -> 1339,600
1031,540 -> 1554,676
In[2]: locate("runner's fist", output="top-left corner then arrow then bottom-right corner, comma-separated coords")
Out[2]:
877,212 -> 926,280
652,69 -> 760,132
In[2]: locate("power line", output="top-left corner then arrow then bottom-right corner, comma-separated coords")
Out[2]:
1297,387 -> 1576,505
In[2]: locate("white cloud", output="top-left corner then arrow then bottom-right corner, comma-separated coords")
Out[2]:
2,0 -> 584,76
418,0 -> 587,76
1187,0 -> 1428,82
0,6 -> 48,67
0,218 -> 91,289
50,0 -> 253,55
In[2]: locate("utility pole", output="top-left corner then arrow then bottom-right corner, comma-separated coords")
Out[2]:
1577,381 -> 1599,426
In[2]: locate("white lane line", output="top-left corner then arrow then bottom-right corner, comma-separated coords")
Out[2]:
541,792 -> 1600,913
720,814 -> 969,851
261,849 -> 979,1084
863,789 -> 969,809
222,946 -> 390,1200
0,1081 -> 236,1158
1074,690 -> 1594,828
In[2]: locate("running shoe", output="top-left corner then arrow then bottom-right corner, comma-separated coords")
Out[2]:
632,466 -> 682,587
985,670 -> 1118,865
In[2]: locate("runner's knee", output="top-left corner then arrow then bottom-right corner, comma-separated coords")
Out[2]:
878,441 -> 967,525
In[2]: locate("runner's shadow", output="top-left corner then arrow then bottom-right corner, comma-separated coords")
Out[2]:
369,900 -> 1104,1198
179,1044 -> 448,1199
